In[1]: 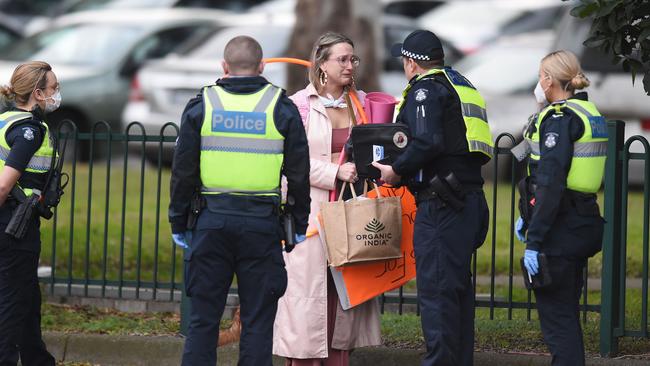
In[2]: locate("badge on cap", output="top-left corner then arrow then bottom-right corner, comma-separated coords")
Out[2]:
415,88 -> 428,102
544,132 -> 559,149
22,127 -> 34,141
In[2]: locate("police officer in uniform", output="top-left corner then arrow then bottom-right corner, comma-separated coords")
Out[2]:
169,36 -> 310,366
373,30 -> 492,366
515,50 -> 606,366
0,61 -> 59,366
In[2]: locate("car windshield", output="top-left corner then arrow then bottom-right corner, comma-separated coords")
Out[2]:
187,26 -> 292,59
455,45 -> 545,95
3,24 -> 143,65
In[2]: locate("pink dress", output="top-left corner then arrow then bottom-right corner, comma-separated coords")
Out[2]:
285,130 -> 351,366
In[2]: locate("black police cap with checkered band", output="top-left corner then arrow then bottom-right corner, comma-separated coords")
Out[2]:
390,30 -> 444,61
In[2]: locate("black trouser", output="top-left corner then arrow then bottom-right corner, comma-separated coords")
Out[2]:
0,242 -> 55,366
181,212 -> 287,366
413,192 -> 489,366
534,256 -> 586,366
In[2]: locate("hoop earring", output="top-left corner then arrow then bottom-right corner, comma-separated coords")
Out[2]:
319,71 -> 328,86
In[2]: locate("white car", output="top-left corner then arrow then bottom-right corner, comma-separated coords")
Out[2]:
418,0 -> 569,54
0,8 -> 289,159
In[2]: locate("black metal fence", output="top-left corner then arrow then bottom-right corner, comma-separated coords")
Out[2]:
37,119 -> 650,356
41,121 -> 602,310
600,120 -> 650,356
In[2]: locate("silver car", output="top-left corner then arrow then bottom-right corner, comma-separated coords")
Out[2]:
0,8 -> 259,157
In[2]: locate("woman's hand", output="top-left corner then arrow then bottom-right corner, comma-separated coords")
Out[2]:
336,162 -> 358,183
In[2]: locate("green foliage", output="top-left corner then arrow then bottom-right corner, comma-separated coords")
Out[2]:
566,0 -> 650,95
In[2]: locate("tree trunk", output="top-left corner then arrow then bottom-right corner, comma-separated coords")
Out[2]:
285,0 -> 381,95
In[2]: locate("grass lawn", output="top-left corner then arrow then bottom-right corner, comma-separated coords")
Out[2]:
37,162 -> 648,292
42,286 -> 650,358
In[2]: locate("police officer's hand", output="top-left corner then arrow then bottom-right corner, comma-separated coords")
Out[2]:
515,216 -> 527,243
371,161 -> 400,185
337,162 -> 358,183
523,249 -> 539,275
172,231 -> 192,249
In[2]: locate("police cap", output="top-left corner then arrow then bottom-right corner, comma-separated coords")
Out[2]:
390,29 -> 444,61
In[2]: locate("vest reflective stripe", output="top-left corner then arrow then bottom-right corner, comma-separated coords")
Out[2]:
573,141 -> 607,157
201,187 -> 281,194
0,112 -> 32,125
566,101 -> 593,118
527,140 -> 606,158
399,68 -> 494,159
201,135 -> 284,154
205,84 -> 279,113
0,111 -> 54,174
200,84 -> 284,196
527,100 -> 607,193
461,102 -> 488,121
0,145 -> 52,171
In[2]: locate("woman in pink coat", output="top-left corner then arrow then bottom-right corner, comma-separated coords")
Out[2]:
273,32 -> 382,365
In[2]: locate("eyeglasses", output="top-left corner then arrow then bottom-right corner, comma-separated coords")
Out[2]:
330,55 -> 360,67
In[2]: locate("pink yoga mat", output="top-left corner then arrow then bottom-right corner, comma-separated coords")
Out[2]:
364,92 -> 397,124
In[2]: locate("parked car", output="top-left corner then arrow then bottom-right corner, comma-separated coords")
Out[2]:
122,13 -> 438,163
0,12 -> 23,51
417,0 -> 568,54
0,8 -> 259,155
65,0 -> 269,13
0,0 -> 70,34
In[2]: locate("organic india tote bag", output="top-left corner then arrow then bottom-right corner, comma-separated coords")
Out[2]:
320,182 -> 402,266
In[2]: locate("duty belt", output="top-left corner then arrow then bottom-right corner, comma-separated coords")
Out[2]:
414,184 -> 483,205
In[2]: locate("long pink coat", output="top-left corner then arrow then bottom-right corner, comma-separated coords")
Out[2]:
273,83 -> 382,358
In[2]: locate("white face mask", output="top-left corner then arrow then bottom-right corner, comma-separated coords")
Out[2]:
44,90 -> 61,113
534,81 -> 547,105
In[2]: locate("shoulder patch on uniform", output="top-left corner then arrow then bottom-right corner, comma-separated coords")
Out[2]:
544,132 -> 559,149
22,127 -> 35,141
414,88 -> 428,102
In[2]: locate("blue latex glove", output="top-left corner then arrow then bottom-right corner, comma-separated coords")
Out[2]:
515,216 -> 526,243
523,249 -> 539,275
172,231 -> 192,249
295,233 -> 306,244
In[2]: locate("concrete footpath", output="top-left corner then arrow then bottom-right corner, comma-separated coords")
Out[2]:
43,332 -> 649,366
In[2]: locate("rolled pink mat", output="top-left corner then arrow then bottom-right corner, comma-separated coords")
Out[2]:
364,92 -> 397,124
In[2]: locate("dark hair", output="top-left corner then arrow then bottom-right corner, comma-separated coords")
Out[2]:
223,36 -> 263,73
414,58 -> 444,69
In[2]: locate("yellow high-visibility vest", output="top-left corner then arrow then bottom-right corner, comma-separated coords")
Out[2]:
398,67 -> 494,160
526,99 -> 608,193
199,84 -> 284,196
0,111 -> 54,196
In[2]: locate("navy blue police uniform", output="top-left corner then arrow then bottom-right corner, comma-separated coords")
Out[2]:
0,107 -> 56,366
389,31 -> 489,366
169,76 -> 310,366
524,92 -> 604,366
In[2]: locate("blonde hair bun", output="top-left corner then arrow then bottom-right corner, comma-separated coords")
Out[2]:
541,50 -> 589,92
0,85 -> 16,100
570,72 -> 590,90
